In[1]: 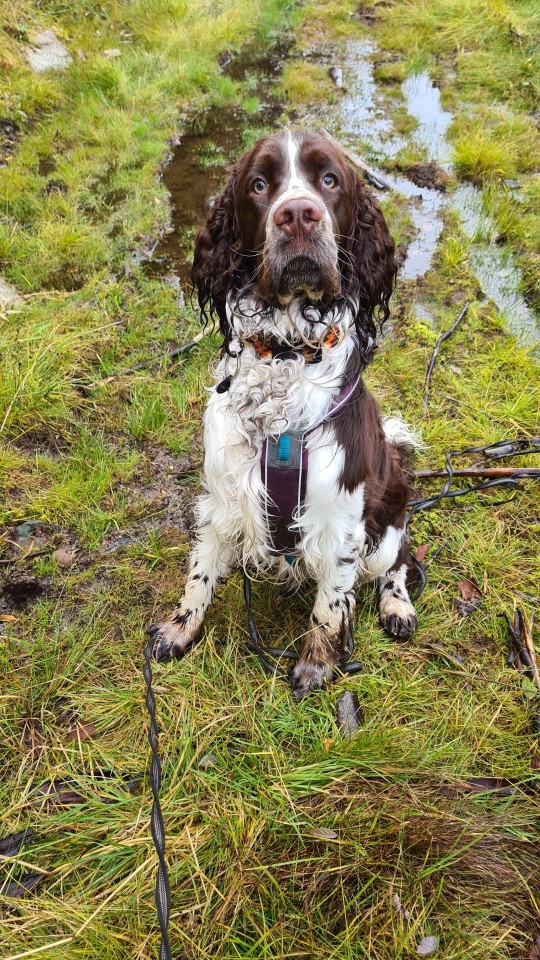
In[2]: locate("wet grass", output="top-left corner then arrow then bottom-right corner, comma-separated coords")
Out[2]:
1,0 -> 540,958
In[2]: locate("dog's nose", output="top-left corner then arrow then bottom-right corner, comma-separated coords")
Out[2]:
273,198 -> 323,238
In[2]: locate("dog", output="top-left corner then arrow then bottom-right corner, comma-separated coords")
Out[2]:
148,129 -> 418,699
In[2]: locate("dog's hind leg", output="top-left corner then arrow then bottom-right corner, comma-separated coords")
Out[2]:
377,539 -> 417,641
149,497 -> 235,662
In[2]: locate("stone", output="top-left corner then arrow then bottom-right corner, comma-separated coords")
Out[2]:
26,30 -> 72,73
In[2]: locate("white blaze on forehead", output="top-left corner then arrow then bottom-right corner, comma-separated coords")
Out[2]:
269,131 -> 326,216
285,130 -> 307,192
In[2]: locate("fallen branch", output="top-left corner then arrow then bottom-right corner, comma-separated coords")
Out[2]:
319,128 -> 391,191
102,327 -> 211,381
422,303 -> 469,414
414,467 -> 540,480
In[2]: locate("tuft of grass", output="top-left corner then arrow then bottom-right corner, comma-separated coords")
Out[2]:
281,61 -> 331,104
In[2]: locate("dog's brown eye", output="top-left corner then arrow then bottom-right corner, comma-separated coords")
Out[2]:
323,173 -> 338,188
252,178 -> 266,194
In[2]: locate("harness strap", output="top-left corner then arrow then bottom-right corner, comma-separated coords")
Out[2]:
261,374 -> 360,556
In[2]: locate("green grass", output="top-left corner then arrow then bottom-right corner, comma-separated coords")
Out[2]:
1,0 -> 540,958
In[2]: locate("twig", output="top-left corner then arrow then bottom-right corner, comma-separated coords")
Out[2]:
505,608 -> 540,692
102,327 -> 212,382
319,129 -> 391,190
414,467 -> 540,480
422,303 -> 469,414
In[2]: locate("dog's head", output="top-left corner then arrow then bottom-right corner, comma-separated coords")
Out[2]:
192,129 -> 396,359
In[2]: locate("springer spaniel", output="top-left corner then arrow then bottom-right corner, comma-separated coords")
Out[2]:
149,129 -> 418,698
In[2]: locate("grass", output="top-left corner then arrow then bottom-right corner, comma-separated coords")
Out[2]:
1,0 -> 540,958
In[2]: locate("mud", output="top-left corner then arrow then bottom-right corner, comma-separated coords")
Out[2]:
0,118 -> 19,164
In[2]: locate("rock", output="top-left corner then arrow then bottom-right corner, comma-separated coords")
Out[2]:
0,277 -> 21,307
103,48 -> 121,59
199,753 -> 218,770
336,690 -> 363,738
26,29 -> 72,73
416,935 -> 439,956
328,65 -> 343,88
16,520 -> 42,540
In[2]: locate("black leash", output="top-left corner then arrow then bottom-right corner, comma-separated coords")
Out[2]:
143,638 -> 172,960
143,435 -> 539,957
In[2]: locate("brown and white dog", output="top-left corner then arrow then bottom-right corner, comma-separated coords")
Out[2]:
149,129 -> 419,698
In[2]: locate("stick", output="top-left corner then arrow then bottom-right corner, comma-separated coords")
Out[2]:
422,303 -> 469,414
102,327 -> 212,382
414,467 -> 540,480
319,129 -> 391,191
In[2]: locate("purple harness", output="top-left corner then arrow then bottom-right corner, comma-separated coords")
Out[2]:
261,375 -> 360,555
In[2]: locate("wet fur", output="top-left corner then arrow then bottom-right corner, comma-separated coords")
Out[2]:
149,130 -> 419,697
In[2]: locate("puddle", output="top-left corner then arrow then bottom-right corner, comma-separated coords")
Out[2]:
402,73 -> 452,168
333,45 -> 537,339
145,45 -> 287,294
337,39 -> 405,161
452,183 -> 538,338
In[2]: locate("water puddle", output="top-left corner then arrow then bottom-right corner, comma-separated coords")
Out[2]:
402,72 -> 452,168
145,45 -> 286,294
332,43 -> 537,340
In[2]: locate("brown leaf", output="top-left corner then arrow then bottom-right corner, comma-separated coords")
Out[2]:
0,872 -> 44,898
0,828 -> 33,858
415,544 -> 430,562
0,613 -> 17,622
455,597 -> 483,617
65,722 -> 95,742
457,578 -> 482,601
307,826 -> 338,840
35,779 -> 86,807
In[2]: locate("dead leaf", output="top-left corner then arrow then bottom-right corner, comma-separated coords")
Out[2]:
457,578 -> 482,601
322,737 -> 334,751
415,544 -> 430,562
391,892 -> 411,919
455,597 -> 483,617
35,779 -> 86,807
336,690 -> 363,738
65,722 -> 95,742
0,872 -> 43,898
0,613 -> 17,622
0,828 -> 33,858
307,827 -> 338,840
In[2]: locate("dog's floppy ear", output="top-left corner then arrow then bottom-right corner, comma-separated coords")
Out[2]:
191,167 -> 243,339
342,171 -> 397,356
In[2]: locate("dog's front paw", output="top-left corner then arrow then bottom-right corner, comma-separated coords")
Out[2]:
147,608 -> 203,662
289,657 -> 334,700
379,596 -> 417,641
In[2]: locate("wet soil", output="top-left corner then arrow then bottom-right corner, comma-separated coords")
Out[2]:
406,162 -> 450,191
0,118 -> 19,164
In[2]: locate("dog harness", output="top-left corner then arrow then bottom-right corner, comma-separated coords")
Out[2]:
218,325 -> 360,556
